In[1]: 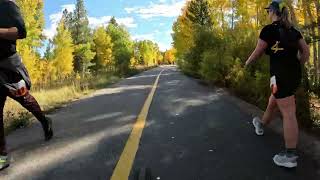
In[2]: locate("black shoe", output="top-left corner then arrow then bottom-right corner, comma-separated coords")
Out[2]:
44,117 -> 53,141
0,155 -> 10,171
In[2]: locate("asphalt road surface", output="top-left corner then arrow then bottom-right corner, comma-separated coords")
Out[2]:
0,66 -> 318,180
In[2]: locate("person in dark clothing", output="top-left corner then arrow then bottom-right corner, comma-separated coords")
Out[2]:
245,0 -> 310,168
0,0 -> 53,170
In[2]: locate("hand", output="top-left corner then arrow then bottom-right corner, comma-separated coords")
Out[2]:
0,27 -> 19,40
244,60 -> 250,68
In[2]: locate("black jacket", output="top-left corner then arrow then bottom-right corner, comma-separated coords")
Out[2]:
0,0 -> 27,60
0,0 -> 31,90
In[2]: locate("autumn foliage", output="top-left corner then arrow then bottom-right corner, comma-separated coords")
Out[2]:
172,0 -> 320,128
15,0 -> 172,87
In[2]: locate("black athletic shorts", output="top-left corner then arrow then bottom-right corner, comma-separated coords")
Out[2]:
273,75 -> 301,99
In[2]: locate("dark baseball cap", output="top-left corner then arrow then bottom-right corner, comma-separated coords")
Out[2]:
265,1 -> 281,12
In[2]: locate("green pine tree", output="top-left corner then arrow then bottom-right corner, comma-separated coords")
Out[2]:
66,0 -> 95,74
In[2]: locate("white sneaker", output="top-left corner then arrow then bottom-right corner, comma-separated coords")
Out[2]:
252,117 -> 264,136
273,151 -> 298,168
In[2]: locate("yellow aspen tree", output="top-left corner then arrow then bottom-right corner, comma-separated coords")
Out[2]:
52,22 -> 75,80
15,0 -> 45,84
93,27 -> 114,71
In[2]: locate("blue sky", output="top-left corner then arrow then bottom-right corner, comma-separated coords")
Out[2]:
43,0 -> 187,51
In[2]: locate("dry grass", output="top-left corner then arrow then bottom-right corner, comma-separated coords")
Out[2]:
2,66 -> 154,134
311,95 -> 320,128
3,73 -> 121,134
3,85 -> 87,133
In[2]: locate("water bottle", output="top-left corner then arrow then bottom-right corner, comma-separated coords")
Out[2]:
10,80 -> 28,97
270,76 -> 278,94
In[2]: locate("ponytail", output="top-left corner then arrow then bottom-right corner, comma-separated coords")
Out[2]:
279,7 -> 292,29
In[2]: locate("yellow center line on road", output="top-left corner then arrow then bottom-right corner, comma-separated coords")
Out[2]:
110,69 -> 165,180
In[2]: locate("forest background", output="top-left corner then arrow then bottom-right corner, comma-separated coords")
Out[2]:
4,0 -> 176,132
172,0 -> 320,134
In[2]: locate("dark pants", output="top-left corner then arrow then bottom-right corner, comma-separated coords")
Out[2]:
0,87 -> 47,155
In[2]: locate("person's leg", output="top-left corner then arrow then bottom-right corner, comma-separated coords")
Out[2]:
0,91 -> 7,155
0,88 -> 10,170
8,92 -> 53,141
261,94 -> 280,125
276,95 -> 299,149
252,94 -> 279,135
273,95 -> 299,168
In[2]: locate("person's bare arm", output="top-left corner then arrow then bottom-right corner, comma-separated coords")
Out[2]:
245,39 -> 268,66
297,38 -> 310,64
0,27 -> 19,40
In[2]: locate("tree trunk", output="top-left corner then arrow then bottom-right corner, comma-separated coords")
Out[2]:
306,0 -> 318,83
231,1 -> 234,29
256,2 -> 259,27
220,7 -> 224,28
302,0 -> 310,66
314,0 -> 320,84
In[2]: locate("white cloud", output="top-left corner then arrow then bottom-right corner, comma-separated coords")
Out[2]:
132,30 -> 164,41
157,42 -> 172,51
124,7 -> 135,14
132,30 -> 172,51
61,4 -> 76,12
125,0 -> 187,19
117,17 -> 138,28
88,16 -> 137,29
166,29 -> 173,35
43,13 -> 61,39
44,4 -> 137,39
43,4 -> 75,39
132,33 -> 156,41
88,16 -> 112,28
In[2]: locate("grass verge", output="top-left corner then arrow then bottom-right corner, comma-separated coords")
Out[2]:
4,66 -> 154,134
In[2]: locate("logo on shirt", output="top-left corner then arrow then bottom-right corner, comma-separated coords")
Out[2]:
271,41 -> 284,53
